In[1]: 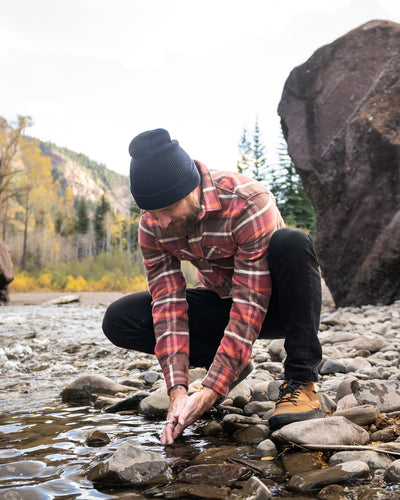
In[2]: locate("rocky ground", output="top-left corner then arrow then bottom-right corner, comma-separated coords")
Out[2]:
2,290 -> 400,498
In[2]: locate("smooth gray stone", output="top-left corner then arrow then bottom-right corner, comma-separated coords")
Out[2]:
332,404 -> 380,426
271,416 -> 370,446
86,440 -> 172,485
329,450 -> 393,470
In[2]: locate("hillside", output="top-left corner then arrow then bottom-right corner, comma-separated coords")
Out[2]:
39,141 -> 132,216
0,115 -> 139,271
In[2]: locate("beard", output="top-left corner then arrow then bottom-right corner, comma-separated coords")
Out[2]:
165,199 -> 201,238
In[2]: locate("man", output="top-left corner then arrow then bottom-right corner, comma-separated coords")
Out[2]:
102,128 -> 323,445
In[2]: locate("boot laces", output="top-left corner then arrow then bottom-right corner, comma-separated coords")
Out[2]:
276,380 -> 306,405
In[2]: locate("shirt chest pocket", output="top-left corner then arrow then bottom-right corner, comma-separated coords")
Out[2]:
202,245 -> 235,260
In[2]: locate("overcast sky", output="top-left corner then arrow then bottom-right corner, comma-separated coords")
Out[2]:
1,0 -> 399,177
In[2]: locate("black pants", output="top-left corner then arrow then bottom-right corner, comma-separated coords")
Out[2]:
102,227 -> 322,382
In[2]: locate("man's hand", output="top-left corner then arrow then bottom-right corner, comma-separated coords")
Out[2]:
161,385 -> 188,445
171,387 -> 219,443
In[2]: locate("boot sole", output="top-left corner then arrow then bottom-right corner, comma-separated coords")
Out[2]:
269,409 -> 324,431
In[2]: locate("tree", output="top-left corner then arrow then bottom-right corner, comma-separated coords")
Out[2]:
76,197 -> 90,235
236,128 -> 251,175
237,118 -> 267,183
94,195 -> 111,255
17,138 -> 56,269
251,118 -> 267,183
272,137 -> 316,236
0,115 -> 32,239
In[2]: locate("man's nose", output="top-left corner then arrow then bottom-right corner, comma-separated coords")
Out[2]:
158,214 -> 172,229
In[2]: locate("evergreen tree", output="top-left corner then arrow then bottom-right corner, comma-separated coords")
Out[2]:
251,118 -> 266,183
237,118 -> 268,183
76,197 -> 90,234
274,137 -> 316,237
236,128 -> 251,175
94,195 -> 111,255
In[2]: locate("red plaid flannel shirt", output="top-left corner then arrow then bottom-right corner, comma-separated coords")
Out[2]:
139,162 -> 285,396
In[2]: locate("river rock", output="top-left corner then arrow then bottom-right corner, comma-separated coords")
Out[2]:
231,476 -> 273,499
281,451 -> 327,476
85,429 -> 111,447
86,440 -> 172,485
104,391 -> 150,413
61,375 -> 134,402
329,450 -> 393,470
278,19 -> 400,307
137,390 -> 169,417
178,464 -> 248,486
271,416 -> 370,446
145,483 -> 230,499
332,405 -> 380,426
351,379 -> 400,412
287,460 -> 370,494
384,459 -> 400,483
0,240 -> 13,304
256,438 -> 278,457
232,424 -> 270,444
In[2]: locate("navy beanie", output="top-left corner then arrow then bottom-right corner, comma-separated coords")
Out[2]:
129,128 -> 201,210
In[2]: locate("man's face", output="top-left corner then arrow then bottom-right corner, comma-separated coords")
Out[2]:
147,188 -> 201,238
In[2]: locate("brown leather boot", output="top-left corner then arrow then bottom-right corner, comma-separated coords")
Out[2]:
268,380 -> 323,431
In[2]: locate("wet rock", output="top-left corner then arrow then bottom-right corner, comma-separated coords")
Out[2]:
351,380 -> 400,412
61,374 -> 134,402
232,424 -> 270,445
191,445 -> 259,465
199,421 -> 224,436
317,484 -> 347,500
137,390 -> 169,417
221,414 -> 261,434
256,439 -> 278,458
271,416 -> 370,446
144,482 -> 230,499
329,450 -> 393,470
352,486 -> 397,499
94,395 -> 121,409
231,476 -> 273,499
281,451 -> 327,476
104,391 -> 150,413
86,440 -> 172,485
287,460 -> 370,494
178,463 -> 249,486
85,430 -> 111,447
332,405 -> 380,426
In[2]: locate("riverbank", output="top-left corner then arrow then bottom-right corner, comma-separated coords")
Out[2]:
9,291 -> 125,307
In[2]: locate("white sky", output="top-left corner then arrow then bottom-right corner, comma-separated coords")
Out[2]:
1,0 -> 400,176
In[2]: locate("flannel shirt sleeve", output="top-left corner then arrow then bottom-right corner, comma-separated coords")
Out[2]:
201,192 -> 282,396
139,219 -> 190,392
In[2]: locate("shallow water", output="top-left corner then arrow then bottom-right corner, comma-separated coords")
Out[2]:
0,305 -> 228,499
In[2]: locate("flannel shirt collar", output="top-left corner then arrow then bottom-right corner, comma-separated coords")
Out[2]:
195,161 -> 222,222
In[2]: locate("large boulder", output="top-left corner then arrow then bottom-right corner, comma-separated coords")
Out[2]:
278,20 -> 400,306
0,240 -> 13,304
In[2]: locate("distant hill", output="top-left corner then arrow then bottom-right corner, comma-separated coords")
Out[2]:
39,141 -> 132,216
